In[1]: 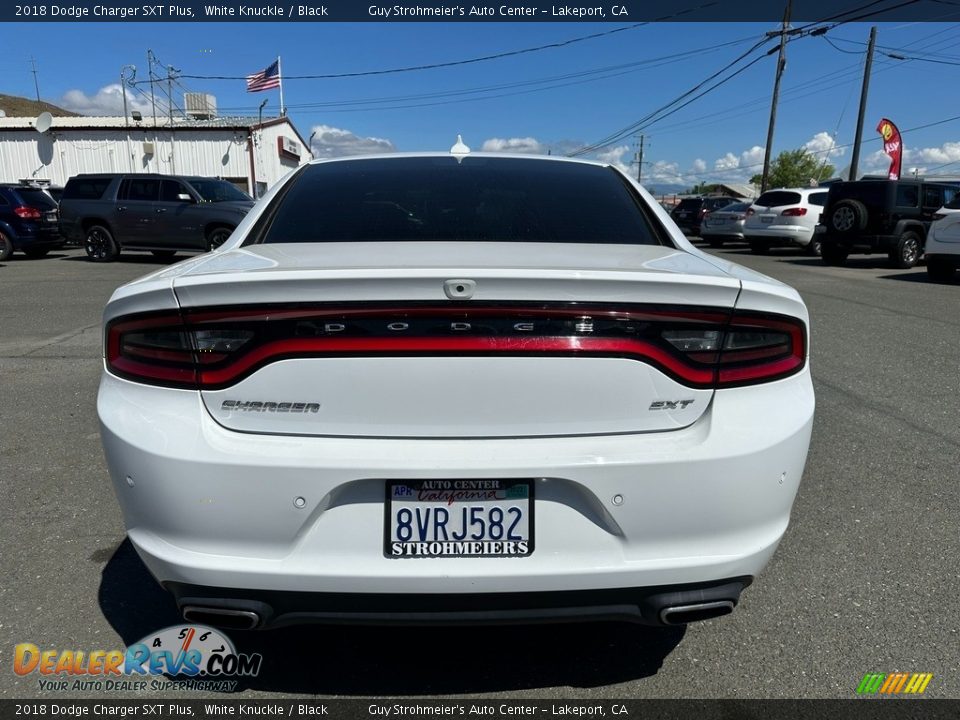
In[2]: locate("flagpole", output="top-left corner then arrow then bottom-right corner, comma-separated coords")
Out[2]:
277,55 -> 286,116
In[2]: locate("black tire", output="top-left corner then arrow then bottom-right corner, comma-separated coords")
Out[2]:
890,231 -> 922,269
805,237 -> 822,256
925,256 -> 956,282
821,244 -> 848,266
23,248 -> 50,259
206,226 -> 233,252
85,225 -> 119,262
0,231 -> 12,261
707,238 -> 725,248
151,250 -> 177,259
749,240 -> 768,255
829,199 -> 868,234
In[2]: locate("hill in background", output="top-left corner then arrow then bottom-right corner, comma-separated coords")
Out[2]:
0,94 -> 80,118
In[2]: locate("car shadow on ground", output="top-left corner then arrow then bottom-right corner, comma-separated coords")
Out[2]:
61,254 -> 185,265
99,540 -> 686,695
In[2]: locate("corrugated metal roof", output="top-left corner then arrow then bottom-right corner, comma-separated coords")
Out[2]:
0,115 -> 281,129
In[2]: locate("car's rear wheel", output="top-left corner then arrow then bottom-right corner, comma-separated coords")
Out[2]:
926,256 -> 957,282
749,240 -> 768,255
821,244 -> 848,266
0,231 -> 13,261
206,226 -> 233,252
890,231 -> 921,269
829,200 -> 868,234
151,250 -> 177,259
23,248 -> 50,259
85,225 -> 119,262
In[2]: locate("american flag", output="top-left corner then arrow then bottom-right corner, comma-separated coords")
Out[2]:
246,60 -> 280,92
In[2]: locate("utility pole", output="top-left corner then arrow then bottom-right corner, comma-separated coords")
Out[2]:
635,134 -> 645,183
848,26 -> 877,182
120,65 -> 136,171
167,65 -> 177,174
30,57 -> 41,103
760,0 -> 792,193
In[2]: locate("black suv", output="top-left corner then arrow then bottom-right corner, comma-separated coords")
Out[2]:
59,174 -> 254,262
0,184 -> 65,261
670,196 -> 739,236
819,179 -> 959,268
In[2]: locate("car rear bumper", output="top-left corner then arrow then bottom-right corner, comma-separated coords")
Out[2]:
98,366 -> 814,616
744,225 -> 813,245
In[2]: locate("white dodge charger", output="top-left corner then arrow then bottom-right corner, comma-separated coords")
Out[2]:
98,148 -> 814,630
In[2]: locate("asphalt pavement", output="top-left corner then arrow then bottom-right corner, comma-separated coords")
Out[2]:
1,244 -> 957,700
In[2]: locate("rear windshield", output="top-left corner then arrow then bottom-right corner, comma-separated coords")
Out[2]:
808,192 -> 828,207
722,202 -> 751,212
16,187 -> 58,210
675,198 -> 702,210
259,157 -> 662,245
63,177 -> 111,200
945,193 -> 960,210
756,191 -> 801,207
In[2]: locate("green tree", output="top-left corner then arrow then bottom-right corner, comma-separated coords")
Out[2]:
750,149 -> 834,188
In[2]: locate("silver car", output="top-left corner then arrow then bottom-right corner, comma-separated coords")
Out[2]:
700,201 -> 752,248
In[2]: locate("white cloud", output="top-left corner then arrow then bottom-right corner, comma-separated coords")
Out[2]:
59,84 -> 155,116
595,144 -> 632,174
691,158 -> 706,173
804,131 -> 845,158
481,137 -> 544,154
646,160 -> 686,185
714,152 -> 740,171
740,145 -> 766,168
309,124 -> 395,158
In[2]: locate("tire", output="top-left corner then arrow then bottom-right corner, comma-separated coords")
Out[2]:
85,225 -> 119,262
23,248 -> 50,259
890,231 -> 921,269
151,250 -> 177,259
925,256 -> 956,282
749,240 -> 768,255
206,226 -> 233,252
805,237 -> 822,256
0,231 -> 12,261
821,244 -> 848,266
829,200 -> 868,234
707,238 -> 725,248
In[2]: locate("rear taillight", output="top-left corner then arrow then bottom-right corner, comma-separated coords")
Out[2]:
746,208 -> 756,217
14,206 -> 42,219
932,213 -> 946,221
106,304 -> 806,390
781,207 -> 807,217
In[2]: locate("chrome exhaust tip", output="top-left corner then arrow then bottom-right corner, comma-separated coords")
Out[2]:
659,600 -> 735,625
182,605 -> 261,631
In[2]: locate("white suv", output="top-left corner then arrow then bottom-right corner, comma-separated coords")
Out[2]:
744,188 -> 829,255
925,195 -> 960,282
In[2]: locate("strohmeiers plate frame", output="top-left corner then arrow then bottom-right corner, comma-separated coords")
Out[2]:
383,479 -> 534,559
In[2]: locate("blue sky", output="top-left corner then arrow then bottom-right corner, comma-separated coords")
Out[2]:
2,20 -> 958,188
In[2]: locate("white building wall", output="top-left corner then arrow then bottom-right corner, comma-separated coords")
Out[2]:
0,119 -> 311,193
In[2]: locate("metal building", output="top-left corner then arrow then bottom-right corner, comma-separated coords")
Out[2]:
0,114 -> 313,197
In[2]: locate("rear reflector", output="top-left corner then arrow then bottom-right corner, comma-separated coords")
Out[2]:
14,206 -> 42,219
105,303 -> 806,390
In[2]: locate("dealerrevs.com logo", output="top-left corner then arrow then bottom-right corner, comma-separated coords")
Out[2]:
856,672 -> 934,696
13,625 -> 261,692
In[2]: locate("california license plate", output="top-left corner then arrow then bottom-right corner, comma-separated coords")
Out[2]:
761,215 -> 774,224
385,479 -> 533,558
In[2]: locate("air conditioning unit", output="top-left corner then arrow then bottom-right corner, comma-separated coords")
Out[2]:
184,93 -> 217,120
142,142 -> 155,156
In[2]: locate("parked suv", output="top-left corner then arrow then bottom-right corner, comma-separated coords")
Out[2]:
743,188 -> 828,255
59,174 -> 254,262
0,184 -> 65,261
670,196 -> 739,236
924,193 -> 960,282
818,179 -> 959,268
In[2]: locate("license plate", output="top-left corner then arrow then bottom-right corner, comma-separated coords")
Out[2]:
706,218 -> 726,226
385,479 -> 533,558
761,215 -> 774,224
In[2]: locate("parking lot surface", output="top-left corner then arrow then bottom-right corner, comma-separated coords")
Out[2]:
1,246 -> 957,699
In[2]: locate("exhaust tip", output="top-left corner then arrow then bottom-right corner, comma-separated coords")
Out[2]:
182,605 -> 261,631
659,600 -> 735,625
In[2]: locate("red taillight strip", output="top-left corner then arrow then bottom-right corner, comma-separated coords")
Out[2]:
196,336 -> 717,388
109,355 -> 197,385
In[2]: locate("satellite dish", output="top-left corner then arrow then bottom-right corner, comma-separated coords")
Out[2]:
34,111 -> 53,134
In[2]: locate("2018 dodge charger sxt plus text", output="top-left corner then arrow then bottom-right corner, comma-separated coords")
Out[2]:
98,147 -> 814,630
